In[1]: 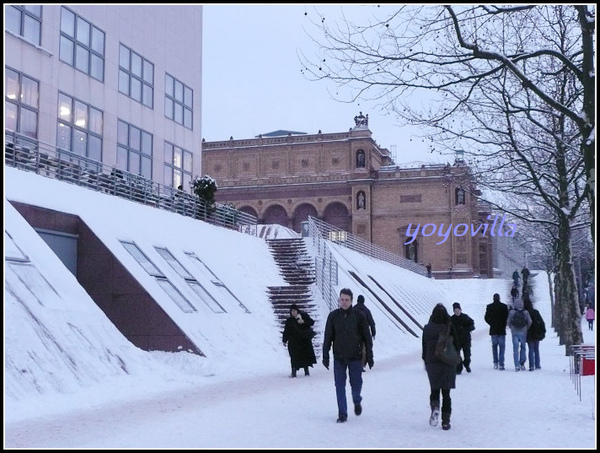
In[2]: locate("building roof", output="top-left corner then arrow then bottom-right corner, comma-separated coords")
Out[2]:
257,130 -> 307,137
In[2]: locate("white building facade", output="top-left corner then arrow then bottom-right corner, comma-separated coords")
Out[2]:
5,5 -> 203,192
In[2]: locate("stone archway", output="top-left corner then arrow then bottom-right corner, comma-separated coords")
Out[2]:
239,205 -> 258,218
323,202 -> 350,232
292,203 -> 318,233
262,204 -> 289,227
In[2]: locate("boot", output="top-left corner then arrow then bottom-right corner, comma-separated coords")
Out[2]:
441,411 -> 451,430
304,367 -> 310,376
429,401 -> 440,427
290,368 -> 297,378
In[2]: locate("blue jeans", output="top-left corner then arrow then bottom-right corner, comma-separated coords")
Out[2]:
333,358 -> 363,417
527,340 -> 540,369
491,335 -> 506,367
511,331 -> 527,367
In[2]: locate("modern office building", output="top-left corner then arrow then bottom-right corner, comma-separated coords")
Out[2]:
5,4 -> 203,192
202,118 -> 495,279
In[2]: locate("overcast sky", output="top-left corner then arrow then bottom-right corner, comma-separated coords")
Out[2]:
202,4 -> 447,166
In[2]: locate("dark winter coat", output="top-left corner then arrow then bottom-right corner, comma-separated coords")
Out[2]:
323,306 -> 373,362
526,309 -> 546,342
354,301 -> 376,338
422,321 -> 459,390
484,300 -> 509,335
450,312 -> 475,346
282,312 -> 317,369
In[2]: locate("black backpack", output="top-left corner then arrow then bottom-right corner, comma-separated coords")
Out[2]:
512,309 -> 527,329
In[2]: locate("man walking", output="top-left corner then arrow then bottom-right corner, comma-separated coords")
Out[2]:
354,294 -> 376,371
450,302 -> 475,373
322,288 -> 374,423
484,293 -> 509,370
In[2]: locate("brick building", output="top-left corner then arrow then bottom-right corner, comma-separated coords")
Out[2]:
202,117 -> 493,279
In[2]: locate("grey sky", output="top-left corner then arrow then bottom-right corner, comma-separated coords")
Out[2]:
202,4 -> 447,166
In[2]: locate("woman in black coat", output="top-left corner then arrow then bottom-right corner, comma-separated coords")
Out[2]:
422,303 -> 460,431
282,304 -> 317,377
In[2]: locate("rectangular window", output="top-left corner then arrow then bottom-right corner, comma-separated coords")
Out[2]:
117,119 -> 153,177
56,92 -> 103,162
165,73 -> 193,130
5,5 -> 42,46
5,67 -> 39,143
59,7 -> 105,82
119,44 -> 154,108
163,142 -> 193,190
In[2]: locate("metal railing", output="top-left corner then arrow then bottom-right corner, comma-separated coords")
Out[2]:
4,130 -> 257,234
307,216 -> 428,276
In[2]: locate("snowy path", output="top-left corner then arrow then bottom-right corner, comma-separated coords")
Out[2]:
5,325 -> 595,449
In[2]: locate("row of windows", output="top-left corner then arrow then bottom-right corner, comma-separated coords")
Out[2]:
6,5 -> 193,130
5,67 -> 193,190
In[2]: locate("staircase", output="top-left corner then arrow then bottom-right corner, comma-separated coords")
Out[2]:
266,238 -> 319,335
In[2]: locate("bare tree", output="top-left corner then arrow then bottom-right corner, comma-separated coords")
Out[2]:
299,5 -> 595,243
300,4 -> 594,352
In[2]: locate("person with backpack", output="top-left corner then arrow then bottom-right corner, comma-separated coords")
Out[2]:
523,296 -> 546,371
507,297 -> 532,371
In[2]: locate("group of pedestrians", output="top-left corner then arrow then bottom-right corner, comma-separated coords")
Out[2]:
485,290 -> 546,372
283,277 -> 548,431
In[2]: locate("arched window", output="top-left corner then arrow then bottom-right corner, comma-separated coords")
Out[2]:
455,187 -> 465,205
405,241 -> 418,262
356,149 -> 365,168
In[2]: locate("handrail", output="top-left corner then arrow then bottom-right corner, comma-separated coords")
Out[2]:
4,130 -> 257,234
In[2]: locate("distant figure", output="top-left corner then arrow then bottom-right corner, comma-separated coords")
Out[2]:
521,267 -> 530,286
484,293 -> 509,370
510,286 -> 519,304
512,269 -> 520,288
422,303 -> 459,431
354,295 -> 376,371
426,263 -> 432,278
585,304 -> 595,331
450,302 -> 475,374
282,304 -> 317,377
507,297 -> 532,371
524,296 -> 546,371
322,288 -> 373,423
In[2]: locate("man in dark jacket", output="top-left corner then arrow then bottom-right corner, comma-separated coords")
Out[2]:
450,302 -> 475,374
354,294 -> 376,371
484,293 -> 509,370
322,288 -> 373,423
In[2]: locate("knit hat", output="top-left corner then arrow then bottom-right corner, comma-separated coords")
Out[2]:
290,304 -> 299,312
452,302 -> 461,310
493,293 -> 500,302
357,295 -> 365,304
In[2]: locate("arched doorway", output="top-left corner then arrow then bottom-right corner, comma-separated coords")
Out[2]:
323,202 -> 350,232
292,203 -> 318,232
239,205 -> 258,218
262,204 -> 289,227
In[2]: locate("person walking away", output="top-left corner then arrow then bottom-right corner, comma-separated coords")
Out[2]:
523,296 -> 546,371
354,294 -> 376,371
450,302 -> 475,374
426,263 -> 432,278
507,297 -> 532,371
422,303 -> 459,431
484,293 -> 509,370
521,266 -> 531,288
282,304 -> 317,377
510,286 -> 519,305
585,304 -> 595,331
512,269 -> 520,288
322,288 -> 373,423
